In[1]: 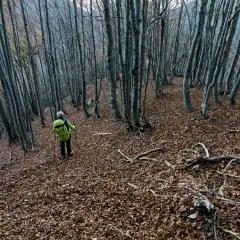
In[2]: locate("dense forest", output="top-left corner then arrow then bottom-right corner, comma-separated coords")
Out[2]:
1,1 -> 240,239
1,0 -> 240,151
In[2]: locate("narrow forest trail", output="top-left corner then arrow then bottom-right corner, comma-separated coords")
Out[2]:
1,80 -> 240,239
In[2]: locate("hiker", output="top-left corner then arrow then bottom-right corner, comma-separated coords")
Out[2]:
53,111 -> 76,159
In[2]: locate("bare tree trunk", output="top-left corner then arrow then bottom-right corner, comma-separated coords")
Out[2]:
229,66 -> 240,104
139,0 -> 148,121
225,39 -> 240,94
79,1 -> 90,117
90,0 -> 100,118
44,0 -> 62,114
171,2 -> 183,77
124,0 -> 133,126
183,0 -> 208,112
103,0 -> 122,120
130,0 -> 141,128
19,0 -> 45,127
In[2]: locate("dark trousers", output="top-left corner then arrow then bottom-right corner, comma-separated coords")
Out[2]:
60,135 -> 71,157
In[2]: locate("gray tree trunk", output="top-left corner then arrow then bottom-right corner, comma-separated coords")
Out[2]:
183,0 -> 208,112
103,0 -> 122,120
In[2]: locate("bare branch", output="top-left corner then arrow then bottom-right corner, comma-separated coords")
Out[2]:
227,129 -> 240,133
216,171 -> 240,181
196,143 -> 210,157
93,132 -> 112,136
149,189 -> 159,197
133,148 -> 164,161
224,159 -> 237,171
218,227 -> 240,240
228,7 -> 240,23
128,183 -> 139,189
216,197 -> 240,206
149,0 -> 174,25
118,149 -> 132,162
139,157 -> 159,162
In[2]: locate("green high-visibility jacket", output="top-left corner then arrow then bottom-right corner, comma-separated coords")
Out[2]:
53,119 -> 76,141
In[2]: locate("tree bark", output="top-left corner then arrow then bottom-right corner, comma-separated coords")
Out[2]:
103,0 -> 122,120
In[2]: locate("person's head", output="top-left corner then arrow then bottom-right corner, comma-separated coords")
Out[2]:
56,111 -> 64,120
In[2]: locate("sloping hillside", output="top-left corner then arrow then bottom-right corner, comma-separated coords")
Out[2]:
0,80 -> 240,239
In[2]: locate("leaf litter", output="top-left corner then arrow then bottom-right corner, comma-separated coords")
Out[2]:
0,79 -> 239,239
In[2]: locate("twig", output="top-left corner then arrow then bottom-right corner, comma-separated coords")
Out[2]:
196,143 -> 210,157
216,171 -> 240,181
184,186 -> 210,201
138,157 -> 159,162
149,4 -> 169,25
218,185 -> 225,198
213,180 -> 216,200
227,129 -> 240,133
133,148 -> 164,161
93,132 -> 112,136
9,149 -> 12,161
164,160 -> 175,169
218,227 -> 240,240
118,149 -> 132,162
107,224 -> 134,240
224,159 -> 237,171
118,148 -> 163,163
128,183 -> 139,189
149,189 -> 159,197
183,149 -> 199,155
216,197 -> 240,206
218,159 -> 237,197
218,173 -> 227,198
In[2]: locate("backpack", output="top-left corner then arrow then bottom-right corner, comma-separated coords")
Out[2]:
53,119 -> 70,141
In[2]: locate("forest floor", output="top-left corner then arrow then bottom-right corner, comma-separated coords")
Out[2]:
0,78 -> 240,240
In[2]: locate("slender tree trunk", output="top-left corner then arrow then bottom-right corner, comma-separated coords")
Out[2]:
225,39 -> 240,94
171,2 -> 183,77
103,0 -> 122,120
183,0 -> 208,112
0,2 -> 32,151
218,2 -> 240,94
229,66 -> 240,104
20,0 -> 45,127
79,1 -> 90,116
124,0 -> 132,125
139,0 -> 148,120
130,0 -> 141,128
90,0 -> 100,118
